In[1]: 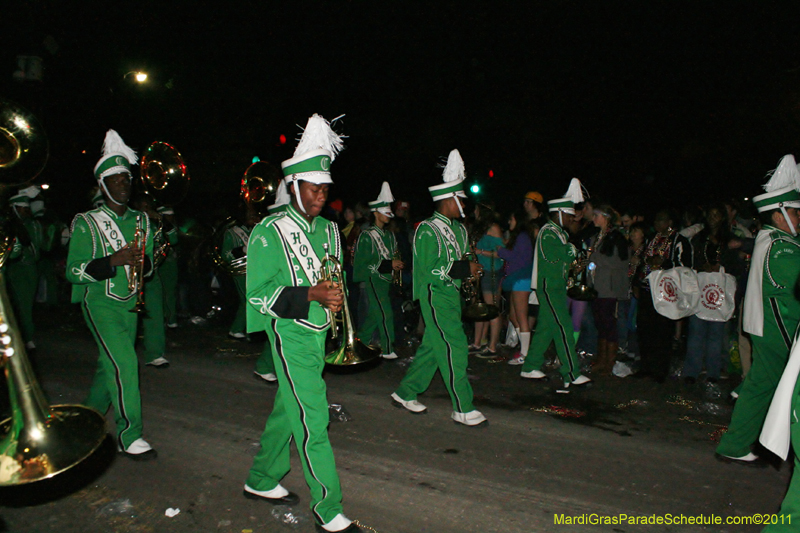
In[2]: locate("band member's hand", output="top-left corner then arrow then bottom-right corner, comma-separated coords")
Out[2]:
109,244 -> 142,267
392,259 -> 405,270
309,280 -> 344,313
469,261 -> 484,277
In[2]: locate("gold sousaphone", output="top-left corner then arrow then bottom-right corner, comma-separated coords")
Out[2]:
0,98 -> 106,485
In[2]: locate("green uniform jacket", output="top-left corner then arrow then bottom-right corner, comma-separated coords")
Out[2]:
246,204 -> 341,334
7,217 -> 43,265
222,221 -> 251,269
412,211 -> 470,302
759,227 -> 800,339
353,225 -> 395,284
531,220 -> 576,302
66,205 -> 154,304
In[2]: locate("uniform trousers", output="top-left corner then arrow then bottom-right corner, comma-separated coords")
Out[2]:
522,278 -> 582,382
160,256 -> 179,325
246,320 -> 343,525
394,286 -> 475,413
230,275 -> 247,334
82,296 -> 143,450
142,270 -> 165,363
7,262 -> 38,343
716,321 -> 793,458
357,278 -> 394,353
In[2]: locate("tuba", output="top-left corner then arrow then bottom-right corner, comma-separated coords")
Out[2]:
0,99 -> 106,485
461,244 -> 499,321
241,160 -> 281,218
139,141 -> 189,269
210,216 -> 248,276
320,243 -> 380,365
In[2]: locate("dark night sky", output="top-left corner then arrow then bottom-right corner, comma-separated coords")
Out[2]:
3,1 -> 800,222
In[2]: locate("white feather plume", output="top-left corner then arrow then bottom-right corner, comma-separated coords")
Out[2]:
564,178 -> 588,204
293,114 -> 345,162
273,179 -> 290,207
441,149 -> 465,183
377,181 -> 394,203
101,129 -> 138,164
764,154 -> 800,192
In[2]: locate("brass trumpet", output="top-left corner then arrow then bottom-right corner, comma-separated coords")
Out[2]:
127,215 -> 147,313
566,246 -> 597,301
462,246 -> 499,321
390,248 -> 403,297
320,243 -> 380,365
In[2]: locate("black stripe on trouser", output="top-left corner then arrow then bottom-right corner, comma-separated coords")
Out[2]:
369,278 -> 390,350
770,297 -> 792,349
427,286 -> 462,412
541,278 -> 577,381
83,295 -> 132,449
270,321 -> 328,524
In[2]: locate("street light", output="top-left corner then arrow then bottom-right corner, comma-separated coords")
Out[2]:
124,71 -> 148,83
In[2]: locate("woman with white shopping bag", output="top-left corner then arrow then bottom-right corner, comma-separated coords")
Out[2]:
681,205 -> 737,385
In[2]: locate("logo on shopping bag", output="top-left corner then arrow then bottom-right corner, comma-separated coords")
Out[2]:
658,276 -> 678,303
701,283 -> 724,310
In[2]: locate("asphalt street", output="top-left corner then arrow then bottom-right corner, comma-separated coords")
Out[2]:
0,304 -> 792,533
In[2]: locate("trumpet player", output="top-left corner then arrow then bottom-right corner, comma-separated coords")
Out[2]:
353,181 -> 404,359
242,115 -> 362,533
66,130 -> 156,460
520,178 -> 592,391
391,149 -> 487,426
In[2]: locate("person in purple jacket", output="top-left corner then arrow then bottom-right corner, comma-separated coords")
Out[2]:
481,209 -> 533,364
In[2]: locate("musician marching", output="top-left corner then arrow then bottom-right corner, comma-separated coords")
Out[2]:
353,181 -> 404,359
66,130 -> 157,460
520,178 -> 592,391
391,149 -> 487,426
242,114 -> 362,533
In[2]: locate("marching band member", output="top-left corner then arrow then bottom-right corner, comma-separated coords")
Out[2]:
520,178 -> 592,390
66,130 -> 156,460
252,179 -> 291,384
353,181 -> 404,359
6,186 -> 43,350
243,114 -> 362,533
391,149 -> 487,426
223,203 -> 260,340
157,205 -> 180,329
132,194 -> 172,368
717,154 -> 800,464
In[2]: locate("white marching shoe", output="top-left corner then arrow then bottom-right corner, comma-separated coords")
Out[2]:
452,410 -> 487,426
390,392 -> 427,414
120,438 -> 158,461
381,352 -> 398,360
520,369 -> 546,379
254,371 -> 278,383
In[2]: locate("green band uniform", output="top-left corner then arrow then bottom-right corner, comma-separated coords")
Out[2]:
521,220 -> 583,382
244,203 -> 345,525
353,225 -> 396,354
393,211 -> 476,413
66,205 -> 153,450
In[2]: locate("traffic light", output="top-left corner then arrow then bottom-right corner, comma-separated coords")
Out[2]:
470,183 -> 481,194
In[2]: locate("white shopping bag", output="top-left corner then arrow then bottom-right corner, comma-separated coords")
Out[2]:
504,323 -> 519,348
647,267 -> 700,320
695,269 -> 736,322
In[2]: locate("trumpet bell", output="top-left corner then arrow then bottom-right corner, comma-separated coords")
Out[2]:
325,338 -> 380,366
463,302 -> 499,322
